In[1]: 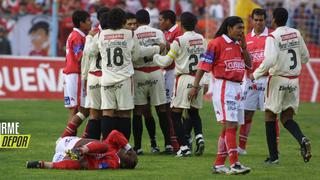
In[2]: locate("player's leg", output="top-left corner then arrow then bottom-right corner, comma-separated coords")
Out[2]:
143,103 -> 159,153
264,110 -> 279,163
155,104 -> 171,153
188,108 -> 204,156
116,110 -> 132,141
132,106 -> 144,154
26,160 -> 82,170
212,124 -> 229,174
182,110 -> 193,151
85,109 -> 102,140
281,108 -> 311,162
238,110 -> 254,155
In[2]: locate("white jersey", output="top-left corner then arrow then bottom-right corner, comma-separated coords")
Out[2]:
153,31 -> 206,75
81,33 -> 102,80
88,28 -> 160,86
133,25 -> 165,68
253,26 -> 309,79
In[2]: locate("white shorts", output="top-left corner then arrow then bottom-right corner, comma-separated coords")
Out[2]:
243,76 -> 268,111
85,74 -> 101,110
52,136 -> 81,162
212,79 -> 244,125
171,74 -> 204,109
101,78 -> 134,110
163,69 -> 175,103
265,76 -> 299,114
133,69 -> 166,106
63,73 -> 86,108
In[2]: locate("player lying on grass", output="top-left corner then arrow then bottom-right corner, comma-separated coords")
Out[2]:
26,130 -> 137,170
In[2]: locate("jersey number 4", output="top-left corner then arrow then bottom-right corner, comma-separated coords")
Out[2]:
288,49 -> 297,70
106,47 -> 124,67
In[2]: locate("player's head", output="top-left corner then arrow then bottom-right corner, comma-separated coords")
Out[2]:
72,10 -> 92,33
251,8 -> 267,33
180,12 -> 197,31
272,8 -> 288,27
215,16 -> 244,40
118,149 -> 138,169
100,12 -> 109,30
136,9 -> 150,25
159,10 -> 176,31
97,7 -> 110,23
124,12 -> 137,31
107,8 -> 126,30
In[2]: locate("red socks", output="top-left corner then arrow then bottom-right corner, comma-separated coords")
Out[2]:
61,122 -> 77,138
239,119 -> 252,150
214,129 -> 227,166
52,160 -> 81,170
225,127 -> 238,166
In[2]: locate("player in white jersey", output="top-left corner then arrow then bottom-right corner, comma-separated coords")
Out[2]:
87,8 -> 162,141
81,11 -> 109,140
132,9 -> 170,154
153,12 -> 206,157
253,8 -> 311,164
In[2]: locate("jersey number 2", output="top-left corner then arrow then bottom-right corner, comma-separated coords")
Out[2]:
189,54 -> 198,73
106,47 -> 124,67
288,49 -> 297,70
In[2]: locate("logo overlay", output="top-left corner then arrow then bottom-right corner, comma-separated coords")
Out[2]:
0,122 -> 31,148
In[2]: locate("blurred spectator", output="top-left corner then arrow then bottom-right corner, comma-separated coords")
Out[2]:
126,0 -> 142,13
145,0 -> 159,28
0,26 -> 11,55
179,0 -> 192,13
28,21 -> 49,56
208,0 -> 223,21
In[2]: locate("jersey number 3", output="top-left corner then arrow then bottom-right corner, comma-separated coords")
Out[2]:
106,47 -> 124,67
288,49 -> 297,70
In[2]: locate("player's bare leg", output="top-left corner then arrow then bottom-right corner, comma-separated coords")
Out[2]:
280,108 -> 311,163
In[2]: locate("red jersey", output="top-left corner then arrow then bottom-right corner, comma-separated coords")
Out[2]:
198,34 -> 245,82
246,27 -> 272,74
164,24 -> 183,70
85,130 -> 128,170
63,28 -> 86,74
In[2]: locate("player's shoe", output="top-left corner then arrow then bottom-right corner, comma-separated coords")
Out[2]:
133,148 -> 144,155
237,147 -> 247,155
65,148 -> 81,160
26,161 -> 44,169
212,165 -> 230,174
151,146 -> 160,153
264,157 -> 279,165
300,137 -> 312,163
161,145 -> 174,155
176,146 -> 191,157
194,139 -> 204,156
228,162 -> 251,175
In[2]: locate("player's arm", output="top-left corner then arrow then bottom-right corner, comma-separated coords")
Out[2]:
153,40 -> 180,68
299,34 -> 310,64
253,36 -> 277,79
239,32 -> 252,69
132,34 -> 161,61
81,35 -> 96,81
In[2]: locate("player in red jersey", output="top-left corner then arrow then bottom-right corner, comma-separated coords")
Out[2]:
26,130 -> 138,170
238,8 -> 280,155
189,16 -> 251,175
159,10 -> 183,153
60,10 -> 92,138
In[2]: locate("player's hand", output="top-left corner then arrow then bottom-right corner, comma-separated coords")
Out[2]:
188,86 -> 199,101
159,43 -> 166,54
239,32 -> 247,50
248,73 -> 254,81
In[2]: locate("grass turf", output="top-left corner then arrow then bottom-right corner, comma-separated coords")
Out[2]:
0,100 -> 318,179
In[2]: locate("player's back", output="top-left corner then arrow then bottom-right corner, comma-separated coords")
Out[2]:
133,25 -> 165,68
97,28 -> 135,86
267,26 -> 309,77
174,31 -> 206,75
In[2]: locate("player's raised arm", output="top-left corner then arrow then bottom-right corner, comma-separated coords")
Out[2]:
253,35 -> 278,79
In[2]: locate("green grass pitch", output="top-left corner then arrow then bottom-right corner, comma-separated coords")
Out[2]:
0,100 -> 318,179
